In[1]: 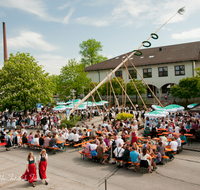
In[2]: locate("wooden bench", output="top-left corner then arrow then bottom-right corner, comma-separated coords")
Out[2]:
162,156 -> 169,164
124,161 -> 140,171
47,147 -> 59,154
78,151 -> 91,160
64,143 -> 70,151
188,136 -> 195,145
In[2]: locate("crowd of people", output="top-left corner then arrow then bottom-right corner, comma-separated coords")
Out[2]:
1,107 -> 200,174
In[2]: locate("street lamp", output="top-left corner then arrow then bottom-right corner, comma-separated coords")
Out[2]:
71,89 -> 76,121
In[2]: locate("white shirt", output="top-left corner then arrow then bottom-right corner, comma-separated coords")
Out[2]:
140,153 -> 150,160
176,138 -> 181,147
63,132 -> 69,140
38,153 -> 48,161
115,138 -> 124,147
175,126 -> 180,133
132,125 -> 138,130
73,134 -> 80,142
90,144 -> 97,150
33,138 -> 39,145
108,124 -> 112,132
43,124 -> 48,130
168,134 -> 173,138
113,147 -> 124,158
68,133 -> 74,141
170,141 -> 178,151
27,157 -> 36,164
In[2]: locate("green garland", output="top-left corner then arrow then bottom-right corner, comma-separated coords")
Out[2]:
132,50 -> 143,56
151,33 -> 159,39
142,41 -> 151,47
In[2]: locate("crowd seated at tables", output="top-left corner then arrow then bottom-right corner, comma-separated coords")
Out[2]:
1,110 -> 200,173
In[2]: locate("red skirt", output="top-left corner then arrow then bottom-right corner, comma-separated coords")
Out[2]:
39,161 -> 47,179
21,163 -> 37,183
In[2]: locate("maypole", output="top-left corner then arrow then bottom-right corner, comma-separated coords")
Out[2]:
70,7 -> 185,114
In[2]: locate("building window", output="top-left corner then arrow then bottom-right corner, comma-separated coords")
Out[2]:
175,65 -> 185,76
143,68 -> 152,78
115,71 -> 122,78
129,70 -> 137,79
158,67 -> 168,77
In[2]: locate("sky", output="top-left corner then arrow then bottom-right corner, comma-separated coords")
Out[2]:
0,0 -> 200,75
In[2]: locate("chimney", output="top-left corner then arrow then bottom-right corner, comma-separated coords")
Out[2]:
3,22 -> 8,63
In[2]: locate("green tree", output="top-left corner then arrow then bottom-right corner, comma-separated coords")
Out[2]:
84,81 -> 99,99
59,59 -> 91,100
100,77 -> 125,96
126,79 -> 146,102
195,67 -> 200,77
49,74 -> 61,95
79,38 -> 108,67
0,52 -> 54,114
170,77 -> 200,105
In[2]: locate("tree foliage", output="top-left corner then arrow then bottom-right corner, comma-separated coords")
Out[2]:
126,79 -> 146,95
58,59 -> 91,100
79,38 -> 107,67
84,81 -> 99,97
49,74 -> 61,95
0,52 -> 54,113
170,77 -> 200,104
100,77 -> 125,96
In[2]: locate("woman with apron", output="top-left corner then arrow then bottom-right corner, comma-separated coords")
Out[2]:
38,149 -> 48,185
21,152 -> 37,187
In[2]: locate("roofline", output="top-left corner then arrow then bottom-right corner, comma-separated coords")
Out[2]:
85,60 -> 198,72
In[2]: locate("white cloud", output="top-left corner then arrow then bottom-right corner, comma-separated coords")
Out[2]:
0,0 -> 59,22
171,28 -> 200,40
7,31 -> 57,51
58,3 -> 70,10
63,8 -> 75,24
76,0 -> 200,27
0,0 -> 74,24
76,16 -> 110,27
35,54 -> 70,75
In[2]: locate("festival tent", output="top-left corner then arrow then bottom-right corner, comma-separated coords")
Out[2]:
65,104 -> 74,109
66,99 -> 81,104
144,110 -> 168,118
165,104 -> 184,111
65,103 -> 87,110
82,101 -> 92,105
187,103 -> 198,109
76,104 -> 87,110
53,105 -> 67,111
98,100 -> 109,104
96,102 -> 104,106
152,105 -> 163,110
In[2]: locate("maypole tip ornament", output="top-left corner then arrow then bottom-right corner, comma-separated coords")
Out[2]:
178,7 -> 185,15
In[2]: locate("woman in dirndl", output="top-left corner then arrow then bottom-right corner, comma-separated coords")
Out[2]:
130,128 -> 138,145
5,132 -> 12,151
38,149 -> 48,185
21,152 -> 37,187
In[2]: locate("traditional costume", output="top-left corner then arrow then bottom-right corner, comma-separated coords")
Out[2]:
5,134 -> 12,149
130,131 -> 137,145
38,154 -> 48,180
21,157 -> 37,183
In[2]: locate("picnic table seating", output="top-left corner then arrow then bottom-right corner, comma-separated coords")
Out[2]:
162,156 -> 169,164
47,146 -> 59,155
